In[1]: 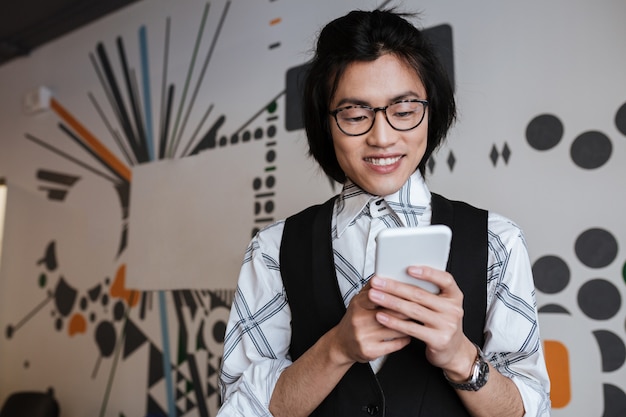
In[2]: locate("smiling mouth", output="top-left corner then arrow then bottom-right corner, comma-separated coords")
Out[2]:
364,156 -> 402,166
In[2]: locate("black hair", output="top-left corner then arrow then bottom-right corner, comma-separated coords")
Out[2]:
303,9 -> 456,183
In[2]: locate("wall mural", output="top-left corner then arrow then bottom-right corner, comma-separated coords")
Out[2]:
5,1 -> 286,416
0,1 -> 625,416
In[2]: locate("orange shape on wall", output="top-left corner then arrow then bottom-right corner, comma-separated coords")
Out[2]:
544,340 -> 571,408
68,313 -> 87,336
110,264 -> 140,307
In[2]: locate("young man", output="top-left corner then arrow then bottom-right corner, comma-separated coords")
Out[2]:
218,9 -> 551,417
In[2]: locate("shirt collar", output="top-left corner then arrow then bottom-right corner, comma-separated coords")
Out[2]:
335,171 -> 432,237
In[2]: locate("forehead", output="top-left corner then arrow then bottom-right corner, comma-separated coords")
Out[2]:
332,54 -> 426,104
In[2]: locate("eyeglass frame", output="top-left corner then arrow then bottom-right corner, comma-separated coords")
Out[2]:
328,99 -> 429,137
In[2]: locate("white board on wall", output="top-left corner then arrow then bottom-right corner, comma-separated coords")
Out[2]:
126,146 -> 262,290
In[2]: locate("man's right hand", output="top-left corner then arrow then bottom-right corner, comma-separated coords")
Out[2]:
328,280 -> 411,366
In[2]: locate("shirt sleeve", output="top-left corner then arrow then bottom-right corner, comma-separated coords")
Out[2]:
217,222 -> 293,416
483,213 -> 552,417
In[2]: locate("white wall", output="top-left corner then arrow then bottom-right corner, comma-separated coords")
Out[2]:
0,0 -> 625,415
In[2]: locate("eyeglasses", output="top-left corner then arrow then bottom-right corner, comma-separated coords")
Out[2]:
329,99 -> 429,137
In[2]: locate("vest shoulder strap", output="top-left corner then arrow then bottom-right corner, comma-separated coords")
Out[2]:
430,192 -> 488,345
280,196 -> 343,359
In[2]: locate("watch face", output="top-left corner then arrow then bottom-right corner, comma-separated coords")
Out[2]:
475,358 -> 490,389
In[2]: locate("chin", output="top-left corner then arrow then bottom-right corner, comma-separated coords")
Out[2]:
368,182 -> 403,197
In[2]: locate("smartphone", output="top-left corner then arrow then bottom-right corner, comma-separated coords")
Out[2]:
374,225 -> 452,294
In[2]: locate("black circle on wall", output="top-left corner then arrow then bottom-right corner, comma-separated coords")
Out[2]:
575,228 -> 618,268
95,321 -> 116,357
526,114 -> 563,151
533,255 -> 570,294
578,279 -> 621,320
570,131 -> 612,169
113,300 -> 125,321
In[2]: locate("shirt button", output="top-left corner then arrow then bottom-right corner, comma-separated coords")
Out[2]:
366,404 -> 380,415
370,199 -> 388,217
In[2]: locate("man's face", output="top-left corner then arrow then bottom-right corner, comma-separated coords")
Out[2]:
329,54 -> 429,196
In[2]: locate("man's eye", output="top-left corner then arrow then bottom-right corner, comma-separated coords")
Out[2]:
343,115 -> 368,122
340,109 -> 370,122
393,110 -> 416,118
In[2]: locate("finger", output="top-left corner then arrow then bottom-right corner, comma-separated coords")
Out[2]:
375,310 -> 432,341
381,308 -> 410,321
381,335 -> 411,351
356,335 -> 412,362
372,286 -> 465,347
370,289 -> 431,323
369,281 -> 457,330
407,266 -> 461,296
374,324 -> 407,342
372,270 -> 460,309
370,276 -> 436,307
340,315 -> 411,361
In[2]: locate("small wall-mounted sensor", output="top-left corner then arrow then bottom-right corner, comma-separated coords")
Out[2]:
23,86 -> 52,114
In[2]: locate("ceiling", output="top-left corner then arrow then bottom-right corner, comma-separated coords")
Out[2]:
0,0 -> 142,67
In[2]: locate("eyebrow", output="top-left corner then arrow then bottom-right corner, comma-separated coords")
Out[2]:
333,91 -> 424,108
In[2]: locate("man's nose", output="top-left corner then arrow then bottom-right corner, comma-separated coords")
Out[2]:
366,110 -> 396,148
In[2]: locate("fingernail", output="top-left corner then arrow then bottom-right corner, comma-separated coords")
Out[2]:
377,312 -> 389,323
408,266 -> 423,275
369,289 -> 384,302
371,277 -> 386,288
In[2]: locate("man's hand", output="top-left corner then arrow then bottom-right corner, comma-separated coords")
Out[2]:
270,281 -> 412,417
366,266 -> 476,378
328,280 -> 412,366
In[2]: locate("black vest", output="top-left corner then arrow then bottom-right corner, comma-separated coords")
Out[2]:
279,193 -> 488,417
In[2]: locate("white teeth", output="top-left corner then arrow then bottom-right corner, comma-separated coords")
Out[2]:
366,156 -> 401,166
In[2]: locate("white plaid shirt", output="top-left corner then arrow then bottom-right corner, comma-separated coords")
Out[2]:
217,171 -> 551,416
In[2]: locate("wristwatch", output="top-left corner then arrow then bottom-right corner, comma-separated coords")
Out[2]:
443,344 -> 490,391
